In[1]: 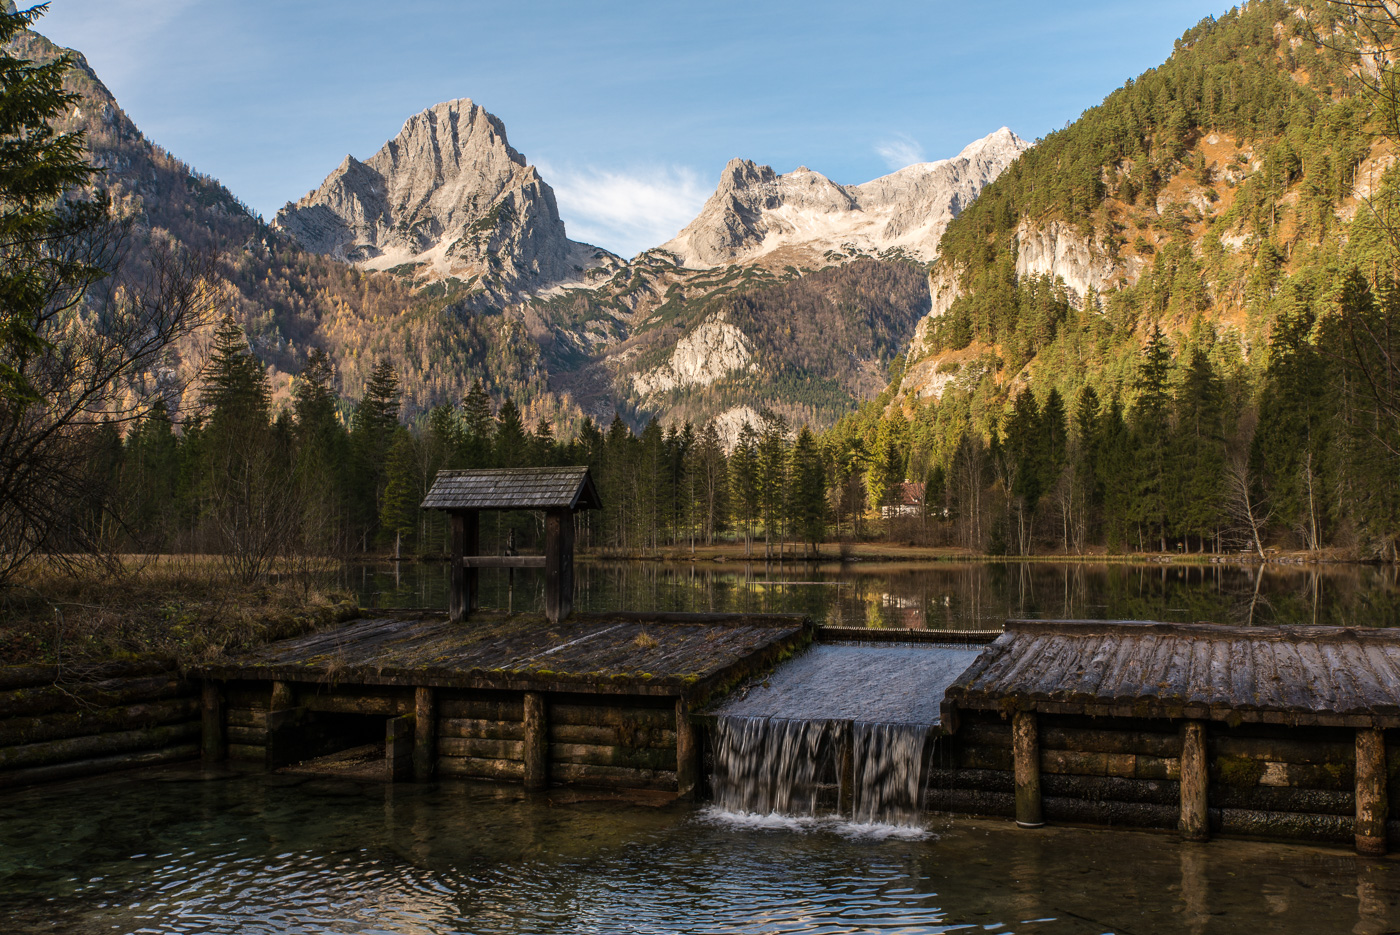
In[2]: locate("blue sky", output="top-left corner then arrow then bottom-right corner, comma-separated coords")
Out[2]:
39,0 -> 1228,258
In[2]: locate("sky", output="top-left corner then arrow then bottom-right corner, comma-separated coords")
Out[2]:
37,0 -> 1229,259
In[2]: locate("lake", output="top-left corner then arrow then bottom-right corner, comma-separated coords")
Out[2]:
345,558 -> 1400,630
4,765 -> 1399,935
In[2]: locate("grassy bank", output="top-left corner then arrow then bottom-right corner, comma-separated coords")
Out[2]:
0,556 -> 359,668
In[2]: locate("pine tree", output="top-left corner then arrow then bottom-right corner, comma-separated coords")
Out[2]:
460,379 -> 495,467
349,360 -> 401,549
730,422 -> 760,556
1171,348 -> 1228,550
379,426 -> 420,554
788,426 -> 827,554
1131,325 -> 1173,551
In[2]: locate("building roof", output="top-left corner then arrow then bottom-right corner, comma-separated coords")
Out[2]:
942,619 -> 1400,728
420,466 -> 602,512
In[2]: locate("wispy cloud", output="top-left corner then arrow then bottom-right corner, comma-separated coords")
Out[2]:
875,134 -> 925,171
537,161 -> 710,259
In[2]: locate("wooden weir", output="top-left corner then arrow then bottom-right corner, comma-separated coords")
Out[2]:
189,611 -> 810,795
419,466 -> 601,624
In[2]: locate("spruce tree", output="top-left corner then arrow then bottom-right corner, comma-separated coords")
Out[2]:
1131,325 -> 1173,551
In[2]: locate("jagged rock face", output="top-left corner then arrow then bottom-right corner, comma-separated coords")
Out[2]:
630,312 -> 753,396
657,128 -> 1030,267
274,99 -> 608,296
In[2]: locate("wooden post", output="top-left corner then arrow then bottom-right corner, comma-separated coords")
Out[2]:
464,510 -> 479,613
413,686 -> 436,781
270,680 -> 294,711
1180,720 -> 1209,842
523,691 -> 548,791
544,508 -> 575,623
1012,709 -> 1043,828
201,680 -> 225,765
450,513 -> 465,623
676,697 -> 698,798
1356,727 -> 1388,857
386,714 -> 414,781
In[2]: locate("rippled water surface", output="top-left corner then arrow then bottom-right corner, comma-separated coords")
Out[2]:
5,766 -> 1400,934
345,559 -> 1400,630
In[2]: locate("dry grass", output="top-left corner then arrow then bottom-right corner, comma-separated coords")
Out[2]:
0,554 -> 359,667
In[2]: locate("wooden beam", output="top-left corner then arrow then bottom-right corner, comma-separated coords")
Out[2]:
386,714 -> 415,781
523,691 -> 548,791
461,556 -> 547,569
464,510 -> 480,613
1356,727 -> 1387,856
414,686 -> 436,781
675,697 -> 698,798
270,681 -> 294,710
1179,720 -> 1209,842
1012,710 -> 1043,828
450,513 -> 465,623
544,508 -> 575,623
201,681 -> 225,765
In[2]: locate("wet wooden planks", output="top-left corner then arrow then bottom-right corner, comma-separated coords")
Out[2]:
944,619 -> 1400,726
192,612 -> 809,697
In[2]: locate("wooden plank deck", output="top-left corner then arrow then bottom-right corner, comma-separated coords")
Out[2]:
191,611 -> 811,699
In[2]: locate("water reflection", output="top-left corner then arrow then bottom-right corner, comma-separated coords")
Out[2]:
2,766 -> 1399,935
343,560 -> 1400,630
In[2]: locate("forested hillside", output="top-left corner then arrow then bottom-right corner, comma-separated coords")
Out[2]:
835,0 -> 1400,558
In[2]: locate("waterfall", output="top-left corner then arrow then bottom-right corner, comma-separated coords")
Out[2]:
710,715 -> 933,826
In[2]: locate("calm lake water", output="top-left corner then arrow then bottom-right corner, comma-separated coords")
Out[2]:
346,559 -> 1400,630
4,765 -> 1400,935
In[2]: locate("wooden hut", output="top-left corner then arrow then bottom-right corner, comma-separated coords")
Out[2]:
421,467 -> 601,624
939,620 -> 1400,854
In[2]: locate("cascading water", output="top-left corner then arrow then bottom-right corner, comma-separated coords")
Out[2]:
707,644 -> 980,828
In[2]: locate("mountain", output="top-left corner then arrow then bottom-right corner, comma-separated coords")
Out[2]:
657,128 -> 1029,268
274,99 -> 615,302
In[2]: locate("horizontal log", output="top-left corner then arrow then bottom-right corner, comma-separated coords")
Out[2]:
439,718 -> 525,741
0,661 -> 173,692
438,737 -> 523,760
0,721 -> 200,771
549,723 -> 676,749
1040,749 -> 1181,782
1211,785 -> 1354,816
1040,725 -> 1181,759
227,725 -> 267,745
0,697 -> 199,747
549,761 -> 677,790
926,767 -> 1013,794
1041,774 -> 1179,807
228,743 -> 266,762
461,556 -> 546,568
958,723 -> 1011,748
227,708 -> 268,729
548,742 -> 675,771
0,675 -> 191,720
957,746 -> 1012,772
438,755 -> 524,781
0,743 -> 199,790
924,787 -> 1015,818
438,697 -> 523,721
1211,759 -> 1354,791
1215,808 -> 1353,844
1042,797 -> 1178,829
1211,735 -> 1353,766
300,694 -> 411,716
550,703 -> 673,730
224,684 -> 274,709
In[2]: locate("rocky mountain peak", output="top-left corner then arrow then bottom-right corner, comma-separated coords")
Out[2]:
658,128 -> 1030,268
274,98 -> 610,298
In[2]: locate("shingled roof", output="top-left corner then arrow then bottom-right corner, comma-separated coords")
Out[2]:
942,619 -> 1400,728
420,467 -> 602,511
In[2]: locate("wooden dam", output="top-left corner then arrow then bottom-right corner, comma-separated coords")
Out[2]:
9,466 -> 1400,859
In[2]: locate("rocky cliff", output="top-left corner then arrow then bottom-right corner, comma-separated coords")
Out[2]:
275,99 -> 612,300
656,128 -> 1030,268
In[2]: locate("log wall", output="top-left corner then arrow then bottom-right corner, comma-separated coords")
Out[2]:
931,711 -> 1369,845
0,663 -> 200,789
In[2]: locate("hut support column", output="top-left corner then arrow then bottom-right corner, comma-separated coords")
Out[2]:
450,511 -> 481,623
676,698 -> 698,798
1180,720 -> 1209,842
1356,727 -> 1388,857
270,680 -> 294,711
201,680 -> 225,765
414,687 -> 436,781
544,508 -> 575,624
524,691 -> 548,791
1012,710 -> 1043,828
